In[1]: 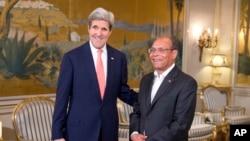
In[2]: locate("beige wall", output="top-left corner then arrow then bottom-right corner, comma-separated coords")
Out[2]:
183,0 -> 250,114
183,0 -> 233,85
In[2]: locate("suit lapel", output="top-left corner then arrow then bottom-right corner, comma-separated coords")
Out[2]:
150,75 -> 174,105
81,42 -> 102,99
145,74 -> 154,109
150,66 -> 179,107
82,44 -> 96,77
103,46 -> 116,100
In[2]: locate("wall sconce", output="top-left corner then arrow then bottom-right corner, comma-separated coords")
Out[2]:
198,28 -> 218,62
209,54 -> 228,85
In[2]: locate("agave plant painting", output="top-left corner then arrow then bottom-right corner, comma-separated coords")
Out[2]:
0,31 -> 44,80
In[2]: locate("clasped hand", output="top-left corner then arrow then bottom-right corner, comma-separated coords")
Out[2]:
131,133 -> 147,141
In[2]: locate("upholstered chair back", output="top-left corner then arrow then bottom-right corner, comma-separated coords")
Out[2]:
117,99 -> 133,139
203,86 -> 227,110
12,96 -> 55,141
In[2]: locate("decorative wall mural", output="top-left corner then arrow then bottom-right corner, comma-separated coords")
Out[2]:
0,0 -> 184,96
237,0 -> 250,86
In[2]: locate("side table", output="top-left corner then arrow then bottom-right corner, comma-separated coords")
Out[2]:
213,122 -> 229,141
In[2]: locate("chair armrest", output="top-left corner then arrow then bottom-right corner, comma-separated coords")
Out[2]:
203,109 -> 226,125
224,106 -> 245,116
192,112 -> 205,125
119,122 -> 129,129
225,106 -> 244,110
203,108 -> 225,116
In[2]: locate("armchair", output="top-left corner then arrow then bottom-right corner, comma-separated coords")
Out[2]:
200,85 -> 250,140
188,112 -> 214,141
12,96 -> 55,141
201,85 -> 250,125
117,99 -> 133,139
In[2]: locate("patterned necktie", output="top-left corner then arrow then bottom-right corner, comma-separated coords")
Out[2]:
96,49 -> 105,99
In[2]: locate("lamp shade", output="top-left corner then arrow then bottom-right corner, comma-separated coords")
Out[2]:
209,54 -> 228,67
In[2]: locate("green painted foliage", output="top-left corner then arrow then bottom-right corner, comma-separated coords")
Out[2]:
0,31 -> 45,79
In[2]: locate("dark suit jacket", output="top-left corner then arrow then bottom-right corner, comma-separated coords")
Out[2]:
130,66 -> 197,141
52,42 -> 137,141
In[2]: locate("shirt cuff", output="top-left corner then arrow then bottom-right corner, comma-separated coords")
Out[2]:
130,131 -> 139,137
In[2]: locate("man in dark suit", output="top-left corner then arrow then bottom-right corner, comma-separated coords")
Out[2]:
51,7 -> 137,141
129,36 -> 197,141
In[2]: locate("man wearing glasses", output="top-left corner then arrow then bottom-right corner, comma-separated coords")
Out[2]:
129,36 -> 197,141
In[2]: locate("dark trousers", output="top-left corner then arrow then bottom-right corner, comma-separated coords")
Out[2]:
98,127 -> 102,141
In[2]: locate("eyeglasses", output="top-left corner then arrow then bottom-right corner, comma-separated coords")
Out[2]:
148,48 -> 175,53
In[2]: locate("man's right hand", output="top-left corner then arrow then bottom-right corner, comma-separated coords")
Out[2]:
131,134 -> 147,141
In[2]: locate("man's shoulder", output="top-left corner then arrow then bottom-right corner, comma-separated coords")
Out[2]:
107,45 -> 126,57
66,42 -> 88,54
141,72 -> 154,80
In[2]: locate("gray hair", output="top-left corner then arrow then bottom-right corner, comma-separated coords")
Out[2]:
88,7 -> 115,30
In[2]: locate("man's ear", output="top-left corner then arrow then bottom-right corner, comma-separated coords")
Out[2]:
172,49 -> 178,59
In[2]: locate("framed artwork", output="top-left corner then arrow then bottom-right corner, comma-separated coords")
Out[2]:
0,0 -> 184,96
236,0 -> 250,86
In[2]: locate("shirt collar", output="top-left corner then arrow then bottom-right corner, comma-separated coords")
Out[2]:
154,63 -> 175,78
89,41 -> 107,54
